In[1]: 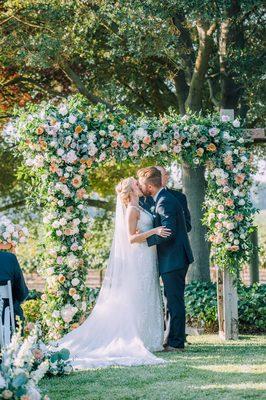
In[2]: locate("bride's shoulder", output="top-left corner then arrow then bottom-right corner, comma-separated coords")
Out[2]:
126,205 -> 140,219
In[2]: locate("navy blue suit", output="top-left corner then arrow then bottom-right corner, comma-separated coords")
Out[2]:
140,188 -> 191,233
147,188 -> 194,348
0,251 -> 29,323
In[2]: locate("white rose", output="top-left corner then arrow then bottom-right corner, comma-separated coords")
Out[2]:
56,230 -> 62,236
71,278 -> 80,286
73,294 -> 80,301
108,124 -> 115,131
221,115 -> 230,122
59,218 -> 67,226
58,200 -> 64,207
52,221 -> 60,229
232,119 -> 240,128
69,115 -> 77,124
238,199 -> 245,206
52,310 -> 60,318
57,149 -> 64,156
223,132 -> 231,140
59,105 -> 68,116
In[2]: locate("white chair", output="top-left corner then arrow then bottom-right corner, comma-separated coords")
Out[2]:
0,281 -> 16,348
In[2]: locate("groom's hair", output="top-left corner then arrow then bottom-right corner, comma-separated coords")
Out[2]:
137,167 -> 162,187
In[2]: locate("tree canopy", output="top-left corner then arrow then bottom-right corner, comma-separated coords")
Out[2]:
0,0 -> 264,124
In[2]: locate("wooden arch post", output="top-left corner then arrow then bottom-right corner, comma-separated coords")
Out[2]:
217,109 -> 265,340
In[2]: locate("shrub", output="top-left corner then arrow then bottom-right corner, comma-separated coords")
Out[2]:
85,211 -> 114,270
185,281 -> 266,333
238,283 -> 266,333
185,281 -> 218,332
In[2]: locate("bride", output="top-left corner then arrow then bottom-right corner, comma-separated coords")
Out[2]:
57,177 -> 171,369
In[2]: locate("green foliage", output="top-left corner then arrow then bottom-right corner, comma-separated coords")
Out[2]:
0,0 -> 264,122
238,283 -> 266,332
185,281 -> 266,333
85,211 -> 114,270
22,299 -> 42,323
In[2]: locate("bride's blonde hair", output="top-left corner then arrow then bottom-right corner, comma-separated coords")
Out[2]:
116,177 -> 135,206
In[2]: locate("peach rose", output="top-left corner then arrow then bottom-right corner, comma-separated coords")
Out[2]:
75,125 -> 83,134
235,174 -> 245,184
71,323 -> 79,330
224,154 -> 233,165
77,188 -> 87,199
112,130 -> 119,139
111,140 -> 118,148
143,135 -> 151,145
196,147 -> 204,157
229,245 -> 239,252
69,288 -> 77,296
122,140 -> 131,149
39,139 -> 47,150
36,126 -> 44,135
59,176 -> 67,183
58,274 -> 66,284
84,232 -> 92,239
234,214 -> 244,221
225,198 -> 234,207
209,234 -> 215,242
86,159 -> 93,168
64,228 -> 74,236
206,143 -> 217,152
119,119 -> 127,125
50,163 -> 58,173
71,175 -> 82,188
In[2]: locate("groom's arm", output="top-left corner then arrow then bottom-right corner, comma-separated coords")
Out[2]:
147,199 -> 177,247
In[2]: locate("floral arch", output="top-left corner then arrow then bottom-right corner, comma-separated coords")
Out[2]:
12,95 -> 255,339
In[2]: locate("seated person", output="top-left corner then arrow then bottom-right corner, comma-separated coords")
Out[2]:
0,243 -> 29,326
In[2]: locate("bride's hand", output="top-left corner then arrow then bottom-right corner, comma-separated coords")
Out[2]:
154,226 -> 171,238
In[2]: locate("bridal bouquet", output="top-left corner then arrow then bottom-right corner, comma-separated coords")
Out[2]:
0,216 -> 29,247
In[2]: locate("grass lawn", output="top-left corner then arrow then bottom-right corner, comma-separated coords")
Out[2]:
40,335 -> 266,400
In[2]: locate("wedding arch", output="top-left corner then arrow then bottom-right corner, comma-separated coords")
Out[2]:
12,95 -> 256,340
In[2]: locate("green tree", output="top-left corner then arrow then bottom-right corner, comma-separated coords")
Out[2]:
1,0 -> 264,280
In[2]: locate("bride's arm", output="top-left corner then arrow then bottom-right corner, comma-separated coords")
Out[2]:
126,207 -> 171,244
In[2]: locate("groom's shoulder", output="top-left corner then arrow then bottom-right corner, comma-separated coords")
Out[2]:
158,189 -> 180,206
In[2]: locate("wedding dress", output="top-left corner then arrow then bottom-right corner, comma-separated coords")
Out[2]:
58,197 -> 165,370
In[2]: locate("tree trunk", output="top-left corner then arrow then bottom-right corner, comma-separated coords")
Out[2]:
249,228 -> 260,284
182,164 -> 210,282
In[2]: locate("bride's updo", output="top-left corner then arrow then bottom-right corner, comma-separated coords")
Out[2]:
116,177 -> 135,206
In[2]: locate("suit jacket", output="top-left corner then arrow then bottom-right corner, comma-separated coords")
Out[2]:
166,188 -> 191,233
147,188 -> 194,275
140,188 -> 192,233
0,251 -> 29,321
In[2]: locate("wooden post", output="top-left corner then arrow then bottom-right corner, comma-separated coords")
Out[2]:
217,109 -> 239,340
249,227 -> 260,284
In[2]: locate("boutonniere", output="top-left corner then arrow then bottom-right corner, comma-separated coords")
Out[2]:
150,206 -> 155,213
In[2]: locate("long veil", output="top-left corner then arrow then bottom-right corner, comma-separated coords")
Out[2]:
58,196 -> 165,369
96,195 -> 133,304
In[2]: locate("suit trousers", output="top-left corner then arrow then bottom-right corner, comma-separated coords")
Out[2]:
161,266 -> 188,348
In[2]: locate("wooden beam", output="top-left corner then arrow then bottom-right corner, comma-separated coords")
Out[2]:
246,128 -> 266,144
217,109 -> 239,340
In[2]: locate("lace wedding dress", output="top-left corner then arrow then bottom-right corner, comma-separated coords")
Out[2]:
58,197 -> 165,370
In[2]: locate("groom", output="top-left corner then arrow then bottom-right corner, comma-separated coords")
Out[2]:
138,167 -> 194,351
